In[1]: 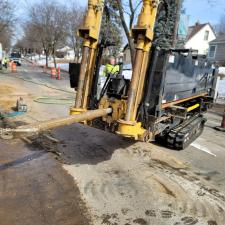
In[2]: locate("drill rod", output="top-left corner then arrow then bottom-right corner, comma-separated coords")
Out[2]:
2,108 -> 112,137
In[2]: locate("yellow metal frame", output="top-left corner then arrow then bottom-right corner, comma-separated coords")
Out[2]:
187,103 -> 200,112
70,108 -> 88,124
117,120 -> 146,141
117,0 -> 159,140
75,0 -> 105,110
70,108 -> 87,116
98,97 -> 127,123
71,0 -> 160,141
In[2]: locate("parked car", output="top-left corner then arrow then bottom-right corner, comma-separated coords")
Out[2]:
10,52 -> 22,66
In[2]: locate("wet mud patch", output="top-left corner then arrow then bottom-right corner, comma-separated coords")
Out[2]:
23,132 -> 66,163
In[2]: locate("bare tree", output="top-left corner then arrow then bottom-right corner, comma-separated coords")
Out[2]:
0,0 -> 15,49
0,28 -> 12,50
66,3 -> 85,62
100,2 -> 123,57
115,0 -> 142,66
217,14 -> 225,35
27,1 -> 68,67
14,23 -> 43,57
0,0 -> 14,33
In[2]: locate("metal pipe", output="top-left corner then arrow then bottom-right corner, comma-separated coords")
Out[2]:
124,0 -> 159,122
133,51 -> 149,120
125,48 -> 144,121
75,46 -> 90,108
82,48 -> 97,108
9,108 -> 112,136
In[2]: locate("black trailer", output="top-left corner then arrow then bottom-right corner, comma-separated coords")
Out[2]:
139,49 -> 215,149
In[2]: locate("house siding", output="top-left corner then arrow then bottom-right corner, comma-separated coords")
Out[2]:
185,24 -> 216,55
208,42 -> 225,65
214,43 -> 225,62
123,47 -> 132,65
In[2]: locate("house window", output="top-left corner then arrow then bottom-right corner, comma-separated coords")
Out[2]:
204,30 -> 209,41
208,45 -> 216,58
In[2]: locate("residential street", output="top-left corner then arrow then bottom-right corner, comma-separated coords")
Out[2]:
0,61 -> 224,225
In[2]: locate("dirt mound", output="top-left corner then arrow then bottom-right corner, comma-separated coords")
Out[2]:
42,124 -> 225,225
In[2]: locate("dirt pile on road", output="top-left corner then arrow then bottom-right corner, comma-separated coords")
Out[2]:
48,123 -> 225,225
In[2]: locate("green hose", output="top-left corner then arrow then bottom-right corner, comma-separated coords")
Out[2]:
34,96 -> 74,105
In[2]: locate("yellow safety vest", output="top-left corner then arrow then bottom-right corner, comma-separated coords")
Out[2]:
103,64 -> 120,77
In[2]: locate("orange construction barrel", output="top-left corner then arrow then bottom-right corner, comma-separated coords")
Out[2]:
57,67 -> 61,80
51,67 -> 57,78
11,62 -> 17,73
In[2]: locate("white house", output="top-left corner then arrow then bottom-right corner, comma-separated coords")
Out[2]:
185,22 -> 216,55
56,46 -> 75,60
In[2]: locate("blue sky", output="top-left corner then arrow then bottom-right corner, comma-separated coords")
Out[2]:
15,0 -> 225,42
78,0 -> 225,25
17,0 -> 225,25
184,0 -> 225,25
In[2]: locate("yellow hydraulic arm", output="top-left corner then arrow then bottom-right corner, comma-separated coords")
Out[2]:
71,0 -> 159,141
118,0 -> 159,140
72,0 -> 105,113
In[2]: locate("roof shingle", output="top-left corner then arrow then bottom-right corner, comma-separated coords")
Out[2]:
187,23 -> 208,40
210,35 -> 225,44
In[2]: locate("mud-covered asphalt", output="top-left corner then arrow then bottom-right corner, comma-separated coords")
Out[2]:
0,139 -> 90,225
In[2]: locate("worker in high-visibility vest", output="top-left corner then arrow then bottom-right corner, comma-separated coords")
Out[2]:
3,57 -> 8,69
103,56 -> 120,77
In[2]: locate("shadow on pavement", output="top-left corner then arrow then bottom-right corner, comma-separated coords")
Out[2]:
29,123 -> 135,165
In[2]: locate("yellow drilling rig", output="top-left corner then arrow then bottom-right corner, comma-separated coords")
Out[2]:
5,0 -> 216,149
67,0 -> 215,149
71,0 -> 159,140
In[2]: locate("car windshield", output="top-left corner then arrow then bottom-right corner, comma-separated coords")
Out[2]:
123,63 -> 132,70
11,53 -> 21,58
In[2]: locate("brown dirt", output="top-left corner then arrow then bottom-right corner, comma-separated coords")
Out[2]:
0,139 -> 91,225
0,83 -> 30,111
0,84 -> 17,111
0,85 -> 14,94
0,98 -> 16,111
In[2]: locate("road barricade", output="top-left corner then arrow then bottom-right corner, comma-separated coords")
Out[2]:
11,62 -> 17,73
51,67 -> 57,78
57,67 -> 61,80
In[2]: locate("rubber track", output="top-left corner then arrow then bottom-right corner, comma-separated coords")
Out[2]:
167,115 -> 206,150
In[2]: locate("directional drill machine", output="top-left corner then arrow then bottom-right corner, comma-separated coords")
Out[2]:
69,0 -> 216,149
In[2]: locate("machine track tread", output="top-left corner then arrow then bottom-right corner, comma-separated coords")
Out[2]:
167,115 -> 206,150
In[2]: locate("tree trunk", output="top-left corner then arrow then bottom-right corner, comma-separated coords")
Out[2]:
45,51 -> 49,67
116,0 -> 135,67
53,54 -> 57,68
73,46 -> 77,62
172,0 -> 182,48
